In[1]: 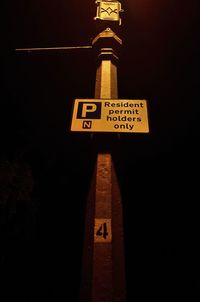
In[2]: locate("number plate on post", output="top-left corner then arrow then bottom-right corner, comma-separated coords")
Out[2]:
94,219 -> 112,243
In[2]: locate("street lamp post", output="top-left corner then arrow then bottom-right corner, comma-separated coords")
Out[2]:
80,1 -> 126,301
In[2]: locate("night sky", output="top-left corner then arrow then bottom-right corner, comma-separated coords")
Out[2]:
1,1 -> 200,301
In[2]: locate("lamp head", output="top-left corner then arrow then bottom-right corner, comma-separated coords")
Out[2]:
94,1 -> 124,26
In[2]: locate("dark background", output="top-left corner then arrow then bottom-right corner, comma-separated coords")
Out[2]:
1,1 -> 200,301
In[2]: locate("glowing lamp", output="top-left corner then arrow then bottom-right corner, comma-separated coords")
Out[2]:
95,0 -> 123,25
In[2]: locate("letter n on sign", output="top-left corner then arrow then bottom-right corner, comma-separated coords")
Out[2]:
82,121 -> 92,129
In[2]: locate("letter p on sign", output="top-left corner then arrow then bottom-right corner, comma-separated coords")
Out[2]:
77,102 -> 102,119
82,103 -> 97,117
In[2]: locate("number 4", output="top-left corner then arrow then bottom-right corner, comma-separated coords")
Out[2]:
96,222 -> 109,239
94,219 -> 112,243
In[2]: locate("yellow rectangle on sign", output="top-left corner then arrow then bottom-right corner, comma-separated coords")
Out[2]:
70,99 -> 149,133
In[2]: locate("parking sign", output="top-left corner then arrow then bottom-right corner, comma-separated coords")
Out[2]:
70,99 -> 149,133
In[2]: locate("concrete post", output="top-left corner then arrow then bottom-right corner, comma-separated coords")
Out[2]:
80,28 -> 126,302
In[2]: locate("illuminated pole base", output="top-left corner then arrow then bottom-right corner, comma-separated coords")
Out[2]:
80,153 -> 126,302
